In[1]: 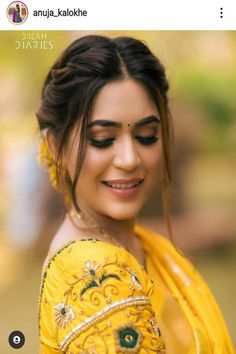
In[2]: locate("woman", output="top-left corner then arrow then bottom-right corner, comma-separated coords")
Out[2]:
14,4 -> 22,23
37,35 -> 234,353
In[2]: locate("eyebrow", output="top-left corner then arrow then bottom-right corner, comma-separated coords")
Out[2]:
135,115 -> 160,127
87,115 -> 160,129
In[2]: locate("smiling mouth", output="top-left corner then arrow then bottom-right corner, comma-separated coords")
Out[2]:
102,179 -> 144,189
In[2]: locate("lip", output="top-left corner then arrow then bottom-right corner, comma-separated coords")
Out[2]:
101,178 -> 144,198
103,178 -> 143,184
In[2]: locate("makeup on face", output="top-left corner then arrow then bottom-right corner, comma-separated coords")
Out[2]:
86,115 -> 160,149
75,78 -> 162,222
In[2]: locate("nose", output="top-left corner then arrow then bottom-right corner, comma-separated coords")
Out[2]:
113,137 -> 141,172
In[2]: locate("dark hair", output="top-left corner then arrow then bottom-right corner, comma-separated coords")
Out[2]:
36,34 -> 173,235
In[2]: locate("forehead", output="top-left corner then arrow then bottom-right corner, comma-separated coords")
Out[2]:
90,78 -> 158,123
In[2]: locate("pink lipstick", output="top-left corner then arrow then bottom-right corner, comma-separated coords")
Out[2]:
102,178 -> 144,198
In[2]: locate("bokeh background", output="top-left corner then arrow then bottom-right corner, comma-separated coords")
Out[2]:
0,31 -> 235,353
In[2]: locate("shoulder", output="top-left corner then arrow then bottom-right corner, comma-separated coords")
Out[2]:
39,239 -> 165,352
40,239 -> 152,298
46,216 -> 81,256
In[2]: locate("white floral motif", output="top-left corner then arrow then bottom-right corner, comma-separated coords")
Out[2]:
54,303 -> 76,328
82,260 -> 101,277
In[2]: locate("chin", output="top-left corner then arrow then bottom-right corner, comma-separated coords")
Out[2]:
104,205 -> 142,221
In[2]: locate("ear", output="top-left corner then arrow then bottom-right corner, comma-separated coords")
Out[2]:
43,128 -> 58,161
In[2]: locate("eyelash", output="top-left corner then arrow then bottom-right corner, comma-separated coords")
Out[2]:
89,136 -> 159,148
136,136 -> 159,145
90,138 -> 115,148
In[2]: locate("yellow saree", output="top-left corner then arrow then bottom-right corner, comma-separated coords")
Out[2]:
39,225 -> 234,353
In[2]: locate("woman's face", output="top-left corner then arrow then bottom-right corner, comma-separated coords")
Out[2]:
69,78 -> 163,221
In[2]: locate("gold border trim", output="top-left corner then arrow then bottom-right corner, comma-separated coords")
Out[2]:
60,295 -> 151,352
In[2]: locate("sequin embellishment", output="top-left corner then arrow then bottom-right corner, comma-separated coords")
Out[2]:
130,270 -> 142,290
59,296 -> 150,352
149,317 -> 162,337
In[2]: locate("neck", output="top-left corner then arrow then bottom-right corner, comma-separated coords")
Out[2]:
70,206 -> 137,252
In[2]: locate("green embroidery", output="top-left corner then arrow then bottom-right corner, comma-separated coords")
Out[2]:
99,273 -> 120,283
38,240 -> 76,331
114,321 -> 143,353
80,238 -> 100,242
90,269 -> 96,277
119,327 -> 139,348
80,280 -> 99,296
60,307 -> 66,315
80,273 -> 121,296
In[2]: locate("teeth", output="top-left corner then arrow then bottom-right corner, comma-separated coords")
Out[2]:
106,181 -> 142,189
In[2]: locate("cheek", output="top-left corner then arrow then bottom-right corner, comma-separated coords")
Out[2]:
79,147 -> 111,180
143,145 -> 163,174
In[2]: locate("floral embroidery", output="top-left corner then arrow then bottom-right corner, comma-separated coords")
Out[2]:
79,259 -> 121,297
130,270 -> 142,290
54,303 -> 75,328
61,254 -> 148,311
114,321 -> 143,353
82,260 -> 101,277
119,327 -> 139,347
39,240 -> 167,353
60,297 -> 151,352
38,241 -> 77,332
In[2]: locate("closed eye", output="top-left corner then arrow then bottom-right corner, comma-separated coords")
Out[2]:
89,135 -> 159,148
89,138 -> 114,148
135,135 -> 159,145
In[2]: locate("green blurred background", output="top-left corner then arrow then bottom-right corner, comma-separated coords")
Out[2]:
0,31 -> 235,353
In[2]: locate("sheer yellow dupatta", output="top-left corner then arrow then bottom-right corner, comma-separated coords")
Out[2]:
135,225 -> 234,354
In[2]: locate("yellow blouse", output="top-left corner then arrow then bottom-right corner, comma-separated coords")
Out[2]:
39,225 -> 234,353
